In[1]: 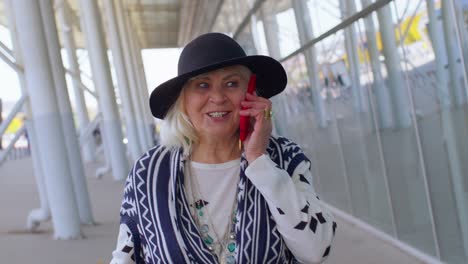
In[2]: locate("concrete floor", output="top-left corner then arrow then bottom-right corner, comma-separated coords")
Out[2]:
0,157 -> 431,263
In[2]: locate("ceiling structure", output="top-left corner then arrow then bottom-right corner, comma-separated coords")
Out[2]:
0,0 -> 222,50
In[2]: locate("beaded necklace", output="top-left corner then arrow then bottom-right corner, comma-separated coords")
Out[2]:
186,160 -> 239,264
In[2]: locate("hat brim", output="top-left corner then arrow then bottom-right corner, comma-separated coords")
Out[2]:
149,55 -> 287,119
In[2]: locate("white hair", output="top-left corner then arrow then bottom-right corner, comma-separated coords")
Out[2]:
159,90 -> 197,155
159,65 -> 251,154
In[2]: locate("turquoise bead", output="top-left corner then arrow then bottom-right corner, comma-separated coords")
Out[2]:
200,224 -> 209,233
204,235 -> 213,245
226,255 -> 236,264
227,242 -> 236,252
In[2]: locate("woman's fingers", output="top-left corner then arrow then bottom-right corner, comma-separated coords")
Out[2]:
241,94 -> 273,162
245,93 -> 272,106
240,101 -> 268,110
239,107 -> 268,119
242,93 -> 272,111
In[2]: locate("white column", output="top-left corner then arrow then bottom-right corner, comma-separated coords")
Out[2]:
131,27 -> 155,146
124,15 -> 153,149
4,0 -> 51,231
427,0 -> 468,258
361,0 -> 394,128
339,0 -> 367,113
40,0 -> 94,225
102,0 -> 142,160
453,0 -> 468,80
78,0 -> 128,180
249,16 -> 262,54
376,4 -> 412,128
426,0 -> 451,108
114,1 -> 148,152
292,0 -> 328,128
11,0 -> 81,238
56,1 -> 96,162
135,38 -> 155,142
442,0 -> 467,106
259,11 -> 284,136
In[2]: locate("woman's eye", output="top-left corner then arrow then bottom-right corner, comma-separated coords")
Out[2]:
226,81 -> 239,87
197,82 -> 209,88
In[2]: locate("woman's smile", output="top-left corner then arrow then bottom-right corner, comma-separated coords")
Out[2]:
206,111 -> 231,120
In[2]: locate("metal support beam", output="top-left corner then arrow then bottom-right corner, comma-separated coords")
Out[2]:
104,0 -> 144,160
376,4 -> 412,128
78,0 -> 129,181
339,0 -> 367,113
4,0 -> 51,233
39,0 -> 94,225
256,10 -> 284,136
361,0 -> 394,129
57,1 -> 96,162
125,15 -> 154,149
0,94 -> 27,137
441,0 -> 468,106
115,0 -> 148,152
130,24 -> 155,146
11,0 -> 82,239
64,68 -> 98,99
0,40 -> 14,58
292,0 -> 328,128
0,47 -> 24,73
428,1 -> 468,259
0,125 -> 26,165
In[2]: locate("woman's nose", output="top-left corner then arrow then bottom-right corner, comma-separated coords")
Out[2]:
209,89 -> 227,104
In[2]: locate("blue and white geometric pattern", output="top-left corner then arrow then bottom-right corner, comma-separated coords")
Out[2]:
118,136 -> 328,263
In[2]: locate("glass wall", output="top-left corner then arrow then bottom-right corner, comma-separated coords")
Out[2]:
211,0 -> 468,263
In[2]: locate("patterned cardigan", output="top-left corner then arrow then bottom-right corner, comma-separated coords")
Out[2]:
114,136 -> 336,263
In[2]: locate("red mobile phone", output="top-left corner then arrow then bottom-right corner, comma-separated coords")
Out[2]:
240,74 -> 256,142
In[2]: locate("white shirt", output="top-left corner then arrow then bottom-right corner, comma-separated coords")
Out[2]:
184,158 -> 240,242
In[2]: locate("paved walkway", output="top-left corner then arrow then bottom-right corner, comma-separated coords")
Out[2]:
0,157 -> 429,263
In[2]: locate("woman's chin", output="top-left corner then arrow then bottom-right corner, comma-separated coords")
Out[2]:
201,128 -> 238,141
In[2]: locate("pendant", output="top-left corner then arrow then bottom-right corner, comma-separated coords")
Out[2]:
200,224 -> 209,234
227,242 -> 236,253
204,235 -> 214,245
226,255 -> 236,264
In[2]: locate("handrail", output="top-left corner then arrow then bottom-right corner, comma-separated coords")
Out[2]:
79,114 -> 101,145
0,47 -> 24,74
280,0 -> 393,63
397,0 -> 423,47
0,125 -> 26,165
0,40 -> 14,58
233,0 -> 267,40
0,94 -> 28,137
64,68 -> 98,98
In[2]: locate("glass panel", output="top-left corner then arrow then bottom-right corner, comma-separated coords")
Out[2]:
391,0 -> 468,262
235,21 -> 259,56
212,0 -> 468,262
212,0 -> 251,35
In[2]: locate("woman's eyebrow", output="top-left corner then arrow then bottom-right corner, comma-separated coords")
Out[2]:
189,75 -> 209,81
222,72 -> 242,80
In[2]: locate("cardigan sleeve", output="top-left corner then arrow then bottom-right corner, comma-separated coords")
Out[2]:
110,162 -> 144,264
245,154 -> 337,264
110,224 -> 136,264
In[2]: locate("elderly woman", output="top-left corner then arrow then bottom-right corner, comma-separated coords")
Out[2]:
111,33 -> 336,264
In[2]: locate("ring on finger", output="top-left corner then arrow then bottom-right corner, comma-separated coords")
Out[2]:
264,108 -> 273,120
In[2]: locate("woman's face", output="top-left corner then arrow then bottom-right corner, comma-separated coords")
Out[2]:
183,65 -> 250,141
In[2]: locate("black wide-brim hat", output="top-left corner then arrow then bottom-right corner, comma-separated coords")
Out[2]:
149,32 -> 287,119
